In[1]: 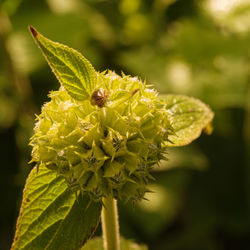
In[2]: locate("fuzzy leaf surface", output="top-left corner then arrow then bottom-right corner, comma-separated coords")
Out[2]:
29,26 -> 97,101
11,165 -> 102,250
161,95 -> 214,146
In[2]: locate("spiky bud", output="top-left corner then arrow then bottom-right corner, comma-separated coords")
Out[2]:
27,27 -> 180,202
30,71 -> 173,202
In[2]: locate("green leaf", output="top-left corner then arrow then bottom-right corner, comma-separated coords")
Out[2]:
29,26 -> 97,101
81,237 -> 148,250
160,95 -> 214,147
11,164 -> 102,250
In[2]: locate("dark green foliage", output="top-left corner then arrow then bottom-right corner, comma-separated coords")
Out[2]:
1,0 -> 250,249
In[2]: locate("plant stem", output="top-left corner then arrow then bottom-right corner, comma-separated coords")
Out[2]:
101,196 -> 120,250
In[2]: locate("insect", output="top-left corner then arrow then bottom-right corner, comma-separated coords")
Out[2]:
90,88 -> 109,108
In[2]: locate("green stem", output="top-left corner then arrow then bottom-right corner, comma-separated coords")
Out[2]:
101,196 -> 120,250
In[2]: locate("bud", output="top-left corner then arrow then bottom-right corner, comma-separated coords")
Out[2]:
30,71 -> 173,202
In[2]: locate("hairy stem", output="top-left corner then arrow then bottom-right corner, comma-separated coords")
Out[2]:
101,196 -> 120,250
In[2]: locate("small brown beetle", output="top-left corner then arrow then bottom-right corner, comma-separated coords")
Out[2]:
90,89 -> 109,108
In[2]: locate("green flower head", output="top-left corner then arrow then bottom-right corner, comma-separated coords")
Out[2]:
31,68 -> 173,201
29,27 -> 213,202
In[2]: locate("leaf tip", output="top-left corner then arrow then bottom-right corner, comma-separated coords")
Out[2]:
29,26 -> 38,37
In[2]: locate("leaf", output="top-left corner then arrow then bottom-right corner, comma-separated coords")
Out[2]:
81,237 -> 148,250
29,26 -> 97,101
11,164 -> 102,250
160,95 -> 214,147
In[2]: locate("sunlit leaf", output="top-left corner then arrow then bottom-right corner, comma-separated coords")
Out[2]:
161,95 -> 214,146
11,164 -> 102,250
29,26 -> 97,101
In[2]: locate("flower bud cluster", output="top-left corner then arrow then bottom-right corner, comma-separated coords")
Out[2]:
31,71 -> 173,201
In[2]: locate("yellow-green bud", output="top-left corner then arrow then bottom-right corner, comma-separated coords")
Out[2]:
30,71 -> 173,202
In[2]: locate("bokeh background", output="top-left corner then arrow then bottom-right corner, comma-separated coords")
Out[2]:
0,0 -> 250,249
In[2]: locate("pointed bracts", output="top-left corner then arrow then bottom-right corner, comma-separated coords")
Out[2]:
30,71 -> 173,202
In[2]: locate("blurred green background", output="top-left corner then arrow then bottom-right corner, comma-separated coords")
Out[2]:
0,0 -> 250,249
